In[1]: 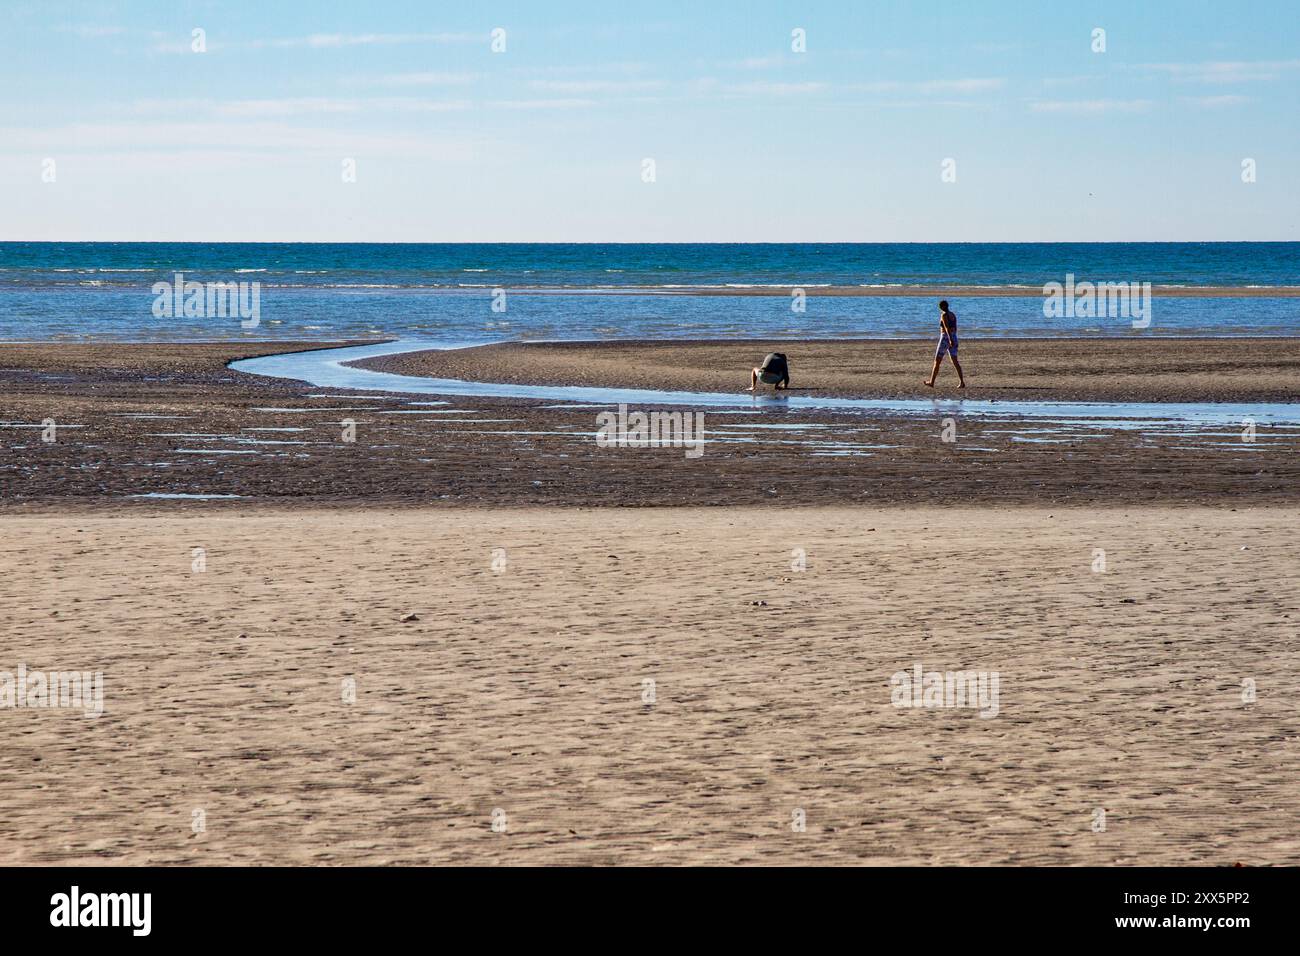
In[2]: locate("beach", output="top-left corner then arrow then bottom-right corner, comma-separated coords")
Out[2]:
4,504 -> 1299,866
3,336 -> 1299,866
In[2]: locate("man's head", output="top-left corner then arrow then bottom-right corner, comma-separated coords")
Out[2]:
939,299 -> 949,313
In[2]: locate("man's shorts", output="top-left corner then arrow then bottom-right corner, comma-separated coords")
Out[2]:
758,369 -> 784,384
935,340 -> 958,359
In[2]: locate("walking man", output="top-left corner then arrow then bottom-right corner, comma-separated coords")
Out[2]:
924,300 -> 966,389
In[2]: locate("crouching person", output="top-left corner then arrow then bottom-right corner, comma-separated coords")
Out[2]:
749,352 -> 789,391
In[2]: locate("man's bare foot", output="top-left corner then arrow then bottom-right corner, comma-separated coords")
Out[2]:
957,382 -> 967,389
923,379 -> 935,388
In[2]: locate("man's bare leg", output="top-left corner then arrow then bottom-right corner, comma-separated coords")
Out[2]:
952,355 -> 966,388
923,355 -> 942,387
748,368 -> 760,391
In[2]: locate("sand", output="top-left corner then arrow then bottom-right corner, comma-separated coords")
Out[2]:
4,340 -> 1300,509
4,341 -> 1298,866
2,505 -> 1297,866
360,337 -> 1300,404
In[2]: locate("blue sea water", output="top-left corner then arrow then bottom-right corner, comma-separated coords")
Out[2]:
1,242 -> 1297,342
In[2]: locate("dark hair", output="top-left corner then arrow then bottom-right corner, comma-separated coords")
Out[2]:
939,300 -> 948,311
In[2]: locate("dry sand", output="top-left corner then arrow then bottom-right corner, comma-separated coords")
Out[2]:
2,506 -> 1298,866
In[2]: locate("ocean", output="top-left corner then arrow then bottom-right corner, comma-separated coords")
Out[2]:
2,242 -> 1297,343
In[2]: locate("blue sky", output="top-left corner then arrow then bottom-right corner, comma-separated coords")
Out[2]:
1,0 -> 1297,241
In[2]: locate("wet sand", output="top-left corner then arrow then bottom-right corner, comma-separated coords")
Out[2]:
361,338 -> 1300,404
2,505 -> 1297,865
4,340 -> 1300,509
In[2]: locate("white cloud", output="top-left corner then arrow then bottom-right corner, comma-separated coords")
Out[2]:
513,62 -> 652,77
723,81 -> 828,95
1134,59 -> 1300,84
215,98 -> 363,117
1028,99 -> 1154,114
255,32 -> 478,49
711,55 -> 786,70
152,31 -> 479,54
1041,75 -> 1096,89
0,121 -> 481,161
363,72 -> 481,88
60,25 -> 126,38
129,97 -> 474,118
530,79 -> 666,94
488,98 -> 595,110
849,78 -> 1005,95
1180,94 -> 1252,108
919,78 -> 1005,94
693,75 -> 996,101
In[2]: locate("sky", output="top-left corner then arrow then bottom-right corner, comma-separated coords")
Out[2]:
1,0 -> 1297,242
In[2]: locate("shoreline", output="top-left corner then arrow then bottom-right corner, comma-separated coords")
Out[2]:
449,284 -> 1300,298
7,332 -> 1300,347
13,284 -> 1300,298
